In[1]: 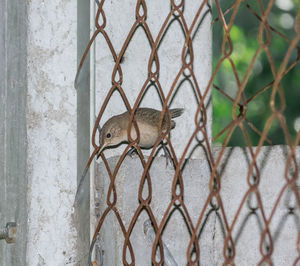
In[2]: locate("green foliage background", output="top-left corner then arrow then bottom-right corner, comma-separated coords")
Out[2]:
212,0 -> 300,146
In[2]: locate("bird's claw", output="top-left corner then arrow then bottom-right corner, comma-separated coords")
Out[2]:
127,147 -> 138,158
162,144 -> 173,167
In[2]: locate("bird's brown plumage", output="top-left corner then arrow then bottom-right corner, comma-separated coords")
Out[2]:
75,107 -> 183,205
98,107 -> 184,152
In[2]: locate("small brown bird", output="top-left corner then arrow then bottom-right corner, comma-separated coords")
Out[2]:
74,107 -> 183,205
97,107 -> 184,156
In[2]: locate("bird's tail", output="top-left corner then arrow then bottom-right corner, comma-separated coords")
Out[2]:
170,108 -> 184,118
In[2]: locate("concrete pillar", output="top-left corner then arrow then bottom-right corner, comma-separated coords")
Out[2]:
92,2 -> 300,265
26,0 -> 78,264
93,0 -> 213,264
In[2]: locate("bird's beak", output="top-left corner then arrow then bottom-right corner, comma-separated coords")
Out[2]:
96,144 -> 107,159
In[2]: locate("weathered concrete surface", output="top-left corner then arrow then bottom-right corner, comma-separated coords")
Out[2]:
95,153 -> 214,265
95,146 -> 300,265
213,146 -> 300,265
26,0 -> 78,265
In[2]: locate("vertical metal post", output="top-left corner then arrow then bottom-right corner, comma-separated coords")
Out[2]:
0,0 -> 28,264
89,0 -> 96,262
77,0 -> 91,264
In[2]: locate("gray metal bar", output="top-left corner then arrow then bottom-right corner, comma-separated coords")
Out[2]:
75,0 -> 91,265
0,0 -> 28,264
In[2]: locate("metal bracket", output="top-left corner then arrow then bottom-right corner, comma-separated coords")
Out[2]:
0,222 -> 17,243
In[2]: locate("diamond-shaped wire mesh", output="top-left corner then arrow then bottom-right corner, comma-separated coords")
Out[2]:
75,0 -> 300,265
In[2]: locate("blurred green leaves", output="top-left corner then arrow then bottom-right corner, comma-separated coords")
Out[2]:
212,1 -> 300,146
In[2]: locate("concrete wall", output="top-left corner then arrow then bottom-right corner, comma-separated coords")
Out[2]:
212,146 -> 300,265
95,146 -> 300,265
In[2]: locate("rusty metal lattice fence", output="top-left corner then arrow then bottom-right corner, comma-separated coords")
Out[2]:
75,0 -> 300,265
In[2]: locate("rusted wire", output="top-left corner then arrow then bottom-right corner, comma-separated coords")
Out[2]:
75,0 -> 300,265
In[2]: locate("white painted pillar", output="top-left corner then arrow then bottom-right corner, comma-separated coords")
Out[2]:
26,0 -> 78,264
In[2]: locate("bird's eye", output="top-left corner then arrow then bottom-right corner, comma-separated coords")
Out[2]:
106,133 -> 111,138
